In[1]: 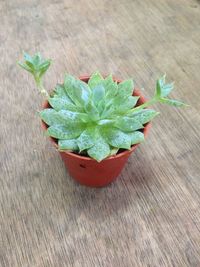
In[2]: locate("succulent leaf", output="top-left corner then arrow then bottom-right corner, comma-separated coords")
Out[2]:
64,75 -> 91,106
128,131 -> 145,145
118,79 -> 134,98
77,127 -> 96,151
58,139 -> 78,151
40,109 -> 63,125
84,101 -> 100,121
48,97 -> 78,112
115,117 -> 144,132
88,71 -> 104,89
159,98 -> 188,107
109,147 -> 119,156
103,74 -> 118,98
47,125 -> 84,140
156,75 -> 174,98
92,84 -> 105,105
128,109 -> 159,124
106,128 -> 132,149
87,131 -> 110,162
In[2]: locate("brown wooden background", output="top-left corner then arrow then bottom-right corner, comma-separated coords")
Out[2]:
1,0 -> 200,266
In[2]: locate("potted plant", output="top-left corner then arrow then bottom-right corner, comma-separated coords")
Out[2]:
18,53 -> 188,187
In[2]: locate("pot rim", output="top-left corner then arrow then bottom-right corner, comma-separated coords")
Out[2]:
41,75 -> 151,162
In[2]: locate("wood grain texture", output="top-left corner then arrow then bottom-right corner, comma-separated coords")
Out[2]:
0,0 -> 200,266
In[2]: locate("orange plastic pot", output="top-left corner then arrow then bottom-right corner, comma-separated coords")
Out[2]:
42,75 -> 151,187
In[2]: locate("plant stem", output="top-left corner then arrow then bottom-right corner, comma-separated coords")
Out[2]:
34,75 -> 49,98
129,97 -> 158,113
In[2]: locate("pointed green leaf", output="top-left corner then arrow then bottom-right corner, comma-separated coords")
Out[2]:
98,119 -> 114,126
129,109 -> 159,124
128,131 -> 145,145
48,96 -> 81,112
64,75 -> 91,106
54,84 -> 69,98
115,117 -> 144,132
84,101 -> 100,121
156,75 -> 174,98
103,74 -> 118,98
159,74 -> 166,87
18,62 -> 33,73
156,75 -> 166,97
97,99 -> 106,115
92,84 -> 105,105
23,52 -> 34,64
109,147 -> 119,156
161,82 -> 174,97
38,60 -> 51,77
87,132 -> 110,162
88,71 -> 104,89
160,98 -> 188,107
101,96 -> 139,118
57,110 -> 89,124
106,128 -> 132,149
39,60 -> 51,70
47,125 -> 83,139
58,139 -> 78,150
33,53 -> 41,66
40,109 -> 63,125
118,79 -> 134,97
77,127 -> 96,151
117,96 -> 139,113
156,79 -> 161,97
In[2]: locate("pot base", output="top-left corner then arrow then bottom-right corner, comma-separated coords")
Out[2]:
59,149 -> 133,187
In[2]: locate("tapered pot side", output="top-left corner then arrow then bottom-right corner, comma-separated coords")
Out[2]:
41,75 -> 151,187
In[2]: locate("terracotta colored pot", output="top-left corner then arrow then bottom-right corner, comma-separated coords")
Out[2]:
41,75 -> 151,187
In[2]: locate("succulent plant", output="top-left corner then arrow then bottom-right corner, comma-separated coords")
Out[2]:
18,53 -> 188,161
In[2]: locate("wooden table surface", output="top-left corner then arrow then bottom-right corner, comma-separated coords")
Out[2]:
1,0 -> 200,266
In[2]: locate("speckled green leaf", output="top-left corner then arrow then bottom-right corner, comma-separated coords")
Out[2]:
57,110 -> 89,124
109,147 -> 119,156
58,139 -> 78,151
84,101 -> 100,121
160,98 -> 188,107
128,131 -> 145,145
118,79 -> 134,97
115,117 -> 144,132
77,127 -> 96,151
48,97 -> 79,112
64,75 -> 91,106
92,84 -> 105,105
87,132 -> 110,162
53,84 -> 68,98
88,71 -> 103,89
106,128 -> 131,149
97,99 -> 106,114
101,96 -> 139,118
130,109 -> 159,124
117,96 -> 139,113
156,75 -> 174,97
18,62 -> 33,73
103,75 -> 118,98
40,109 -> 63,126
47,125 -> 83,140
